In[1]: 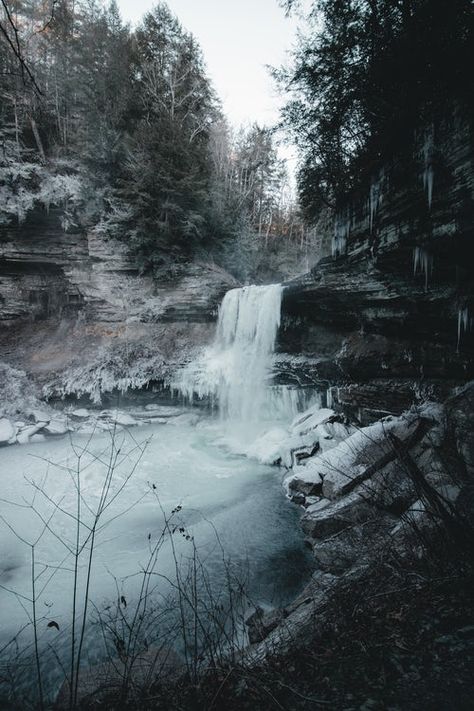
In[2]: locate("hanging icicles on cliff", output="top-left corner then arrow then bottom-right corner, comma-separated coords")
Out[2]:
457,306 -> 472,350
413,246 -> 434,290
422,125 -> 435,209
173,284 -> 283,421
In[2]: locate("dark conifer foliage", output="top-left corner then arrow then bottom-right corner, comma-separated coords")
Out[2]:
278,0 -> 473,218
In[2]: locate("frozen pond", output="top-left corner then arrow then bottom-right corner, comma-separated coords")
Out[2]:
0,415 -> 312,699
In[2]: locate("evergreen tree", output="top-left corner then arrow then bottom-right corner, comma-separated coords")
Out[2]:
278,0 -> 473,217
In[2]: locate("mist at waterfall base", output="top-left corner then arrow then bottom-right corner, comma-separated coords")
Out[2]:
0,284 -> 316,698
174,284 -> 320,453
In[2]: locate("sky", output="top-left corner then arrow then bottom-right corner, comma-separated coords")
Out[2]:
116,0 -> 300,129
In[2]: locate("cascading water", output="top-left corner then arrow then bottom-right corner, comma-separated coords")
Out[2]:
175,284 -> 285,422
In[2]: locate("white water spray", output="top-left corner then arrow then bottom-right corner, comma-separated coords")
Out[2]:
175,284 -> 284,421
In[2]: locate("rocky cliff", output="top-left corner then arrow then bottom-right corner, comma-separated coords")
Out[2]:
0,207 -> 236,406
279,111 -> 474,423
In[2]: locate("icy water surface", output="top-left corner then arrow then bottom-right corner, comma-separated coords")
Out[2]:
0,415 -> 311,698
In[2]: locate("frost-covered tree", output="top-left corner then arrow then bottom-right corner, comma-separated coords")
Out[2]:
106,3 -> 218,271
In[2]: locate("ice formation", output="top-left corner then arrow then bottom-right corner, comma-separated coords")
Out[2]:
332,212 -> 350,257
422,127 -> 435,209
413,246 -> 433,290
457,306 -> 471,349
369,170 -> 385,233
174,284 -> 285,421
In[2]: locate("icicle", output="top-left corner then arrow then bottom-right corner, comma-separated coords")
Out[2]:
413,246 -> 433,290
369,170 -> 384,233
457,306 -> 471,350
326,386 -> 333,408
332,212 -> 350,257
422,126 -> 435,209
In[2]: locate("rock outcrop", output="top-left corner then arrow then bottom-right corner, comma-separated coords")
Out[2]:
277,112 -> 474,423
247,383 -> 474,657
0,208 -> 237,403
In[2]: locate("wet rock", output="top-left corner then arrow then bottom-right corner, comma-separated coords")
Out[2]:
287,472 -> 323,497
301,492 -> 374,539
289,491 -> 306,506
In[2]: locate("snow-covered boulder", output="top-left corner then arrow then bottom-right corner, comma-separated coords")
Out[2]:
301,492 -> 373,539
144,405 -> 184,417
286,470 -> 323,497
44,418 -> 69,435
109,410 -> 138,427
30,409 -> 51,424
246,427 -> 291,465
0,418 -> 15,445
320,415 -> 421,499
167,413 -> 201,427
291,407 -> 335,436
71,408 -> 90,420
16,423 -> 44,444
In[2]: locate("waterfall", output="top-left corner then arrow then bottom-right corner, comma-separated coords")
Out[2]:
175,284 -> 284,421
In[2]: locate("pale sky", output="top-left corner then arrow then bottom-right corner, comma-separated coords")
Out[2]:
116,0 -> 299,129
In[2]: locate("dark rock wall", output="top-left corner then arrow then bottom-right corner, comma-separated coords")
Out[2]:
280,111 -> 474,422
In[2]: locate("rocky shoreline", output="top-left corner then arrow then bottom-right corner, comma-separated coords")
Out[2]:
245,381 -> 474,656
0,398 -> 202,448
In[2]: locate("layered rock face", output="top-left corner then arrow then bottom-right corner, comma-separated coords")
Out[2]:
0,208 -> 236,403
279,112 -> 474,423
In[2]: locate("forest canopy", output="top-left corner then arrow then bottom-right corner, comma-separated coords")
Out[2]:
0,0 -> 302,278
2,0 -> 471,269
278,0 -> 473,219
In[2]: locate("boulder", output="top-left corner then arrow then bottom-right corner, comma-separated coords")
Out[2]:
30,409 -> 51,424
0,418 -> 15,445
320,415 -> 427,500
291,407 -> 335,436
167,413 -> 200,427
109,410 -> 137,427
16,423 -> 44,444
71,408 -> 90,420
44,418 -> 69,435
301,492 -> 374,539
287,471 -> 323,497
311,515 -> 396,574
